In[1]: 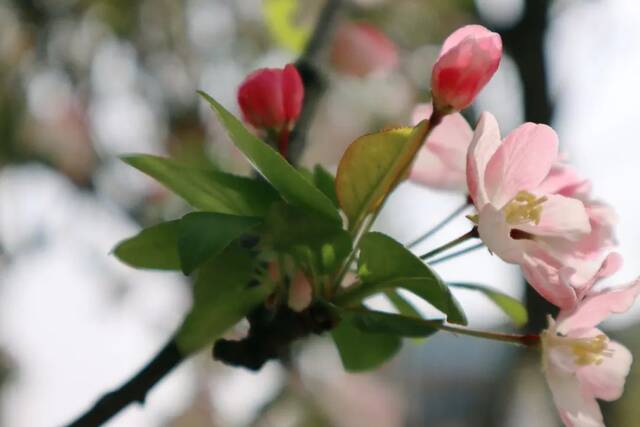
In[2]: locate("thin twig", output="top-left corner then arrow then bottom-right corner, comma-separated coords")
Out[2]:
419,228 -> 479,261
65,341 -> 183,427
407,200 -> 470,248
287,0 -> 343,164
428,242 -> 486,265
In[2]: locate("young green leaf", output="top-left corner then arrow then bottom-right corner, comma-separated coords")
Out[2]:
338,307 -> 442,337
122,154 -> 279,217
335,122 -> 429,231
351,232 -> 467,325
178,212 -> 261,275
264,203 -> 352,275
313,165 -> 339,208
198,91 -> 341,223
331,315 -> 401,372
176,244 -> 273,354
449,282 -> 528,327
385,290 -> 422,319
113,221 -> 181,270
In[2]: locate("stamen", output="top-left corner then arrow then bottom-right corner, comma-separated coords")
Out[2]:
503,191 -> 547,226
542,329 -> 614,367
571,335 -> 612,366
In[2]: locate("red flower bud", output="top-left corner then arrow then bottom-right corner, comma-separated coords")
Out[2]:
237,64 -> 304,131
431,25 -> 502,113
330,22 -> 398,78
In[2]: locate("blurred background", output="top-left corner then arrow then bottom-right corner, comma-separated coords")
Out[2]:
1,0 -> 640,425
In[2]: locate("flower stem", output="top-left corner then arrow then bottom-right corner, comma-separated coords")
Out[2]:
419,227 -> 479,261
407,200 -> 470,248
278,127 -> 290,157
429,242 -> 486,265
437,323 -> 540,347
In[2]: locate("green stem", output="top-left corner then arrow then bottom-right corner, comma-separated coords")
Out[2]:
437,323 -> 540,348
429,242 -> 485,265
330,214 -> 374,296
407,199 -> 470,248
334,290 -> 539,347
419,227 -> 478,261
333,281 -> 368,307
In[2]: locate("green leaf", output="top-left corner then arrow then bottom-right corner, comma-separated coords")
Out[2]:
335,123 -> 429,231
263,0 -> 310,53
331,315 -> 401,372
198,91 -> 341,224
338,307 -> 442,338
313,165 -> 339,208
178,212 -> 261,274
113,221 -> 180,270
264,203 -> 352,275
354,232 -> 467,325
122,154 -> 279,217
385,290 -> 422,319
449,282 -> 528,327
176,244 -> 273,354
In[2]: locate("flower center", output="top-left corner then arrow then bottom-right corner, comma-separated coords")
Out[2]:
542,327 -> 614,367
503,191 -> 547,226
570,334 -> 613,366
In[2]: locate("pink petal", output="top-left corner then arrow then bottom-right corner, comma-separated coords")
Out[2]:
559,253 -> 623,304
536,163 -> 591,197
544,354 -> 604,427
330,22 -> 398,78
288,271 -> 313,312
410,104 -> 472,190
483,123 -> 559,207
516,194 -> 591,240
577,339 -> 632,401
439,25 -> 501,58
521,249 -> 578,309
534,204 -> 618,282
557,279 -> 640,333
574,252 -> 624,294
466,112 -> 502,207
238,68 -> 285,128
282,64 -> 304,122
576,202 -> 618,259
476,203 -> 526,263
431,31 -> 502,111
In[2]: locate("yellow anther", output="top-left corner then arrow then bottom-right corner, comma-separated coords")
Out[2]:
570,335 -> 612,366
503,191 -> 547,226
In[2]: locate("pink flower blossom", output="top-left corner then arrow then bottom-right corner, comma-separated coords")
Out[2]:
431,25 -> 502,112
237,64 -> 304,132
466,112 -> 598,302
514,161 -> 617,305
541,275 -> 640,427
330,22 -> 398,78
409,103 -> 473,190
538,163 -> 617,263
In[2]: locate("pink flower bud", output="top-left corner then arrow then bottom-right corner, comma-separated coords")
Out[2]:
431,25 -> 502,112
330,22 -> 398,78
288,271 -> 313,312
237,64 -> 304,131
